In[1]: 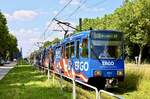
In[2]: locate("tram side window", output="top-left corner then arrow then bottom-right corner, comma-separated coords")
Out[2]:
55,46 -> 61,59
76,41 -> 80,58
70,42 -> 75,58
66,43 -> 69,58
65,42 -> 75,58
62,46 -> 65,58
81,38 -> 88,58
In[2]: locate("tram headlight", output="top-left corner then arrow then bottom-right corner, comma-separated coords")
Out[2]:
117,70 -> 124,76
94,70 -> 101,77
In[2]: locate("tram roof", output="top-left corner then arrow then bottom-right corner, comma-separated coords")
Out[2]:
61,30 -> 122,44
62,30 -> 90,43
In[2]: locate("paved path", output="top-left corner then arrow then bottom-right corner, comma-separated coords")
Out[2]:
0,62 -> 16,80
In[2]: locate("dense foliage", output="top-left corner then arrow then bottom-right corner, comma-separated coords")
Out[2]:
0,11 -> 19,60
76,0 -> 150,64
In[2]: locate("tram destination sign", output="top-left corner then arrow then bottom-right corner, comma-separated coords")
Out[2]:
91,31 -> 121,40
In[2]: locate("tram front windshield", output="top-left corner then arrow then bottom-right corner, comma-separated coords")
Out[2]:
90,31 -> 123,59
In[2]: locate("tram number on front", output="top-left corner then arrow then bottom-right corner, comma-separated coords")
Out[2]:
74,61 -> 89,71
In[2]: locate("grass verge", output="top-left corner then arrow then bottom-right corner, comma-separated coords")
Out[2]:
0,65 -> 71,99
0,64 -> 150,99
0,64 -> 96,99
109,64 -> 150,99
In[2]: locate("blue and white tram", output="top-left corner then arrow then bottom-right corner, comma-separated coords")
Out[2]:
45,30 -> 125,89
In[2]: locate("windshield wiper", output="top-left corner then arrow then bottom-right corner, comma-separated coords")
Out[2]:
115,52 -> 123,61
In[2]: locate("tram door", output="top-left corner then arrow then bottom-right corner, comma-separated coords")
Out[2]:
74,38 -> 89,80
66,42 -> 76,77
79,38 -> 89,73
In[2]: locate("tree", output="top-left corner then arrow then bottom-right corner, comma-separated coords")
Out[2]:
0,11 -> 19,60
6,34 -> 19,60
52,38 -> 61,44
118,0 -> 150,65
42,38 -> 61,48
0,11 -> 9,58
43,41 -> 52,48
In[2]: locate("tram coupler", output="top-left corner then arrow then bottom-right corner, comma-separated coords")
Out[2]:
105,78 -> 118,88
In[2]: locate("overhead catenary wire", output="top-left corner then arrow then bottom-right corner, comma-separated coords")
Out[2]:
40,0 -> 108,42
64,0 -> 87,21
53,18 -> 79,36
42,0 -> 108,41
47,0 -> 88,37
29,0 -> 73,57
63,0 -> 107,21
85,0 -> 106,9
60,0 -> 107,33
64,0 -> 108,24
40,0 -> 73,41
46,0 -> 107,38
50,0 -> 106,38
30,0 -> 109,57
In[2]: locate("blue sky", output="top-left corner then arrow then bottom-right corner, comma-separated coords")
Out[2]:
0,0 -> 124,57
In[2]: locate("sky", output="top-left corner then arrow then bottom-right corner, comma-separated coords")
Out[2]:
0,0 -> 124,57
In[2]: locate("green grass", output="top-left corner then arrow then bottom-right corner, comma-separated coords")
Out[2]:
0,65 -> 71,99
122,64 -> 150,99
1,64 -> 150,99
17,59 -> 29,65
0,64 -> 95,99
109,64 -> 150,99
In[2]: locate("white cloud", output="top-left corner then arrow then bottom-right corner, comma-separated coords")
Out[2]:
59,0 -> 80,5
4,10 -> 39,21
10,28 -> 43,43
10,28 -> 43,57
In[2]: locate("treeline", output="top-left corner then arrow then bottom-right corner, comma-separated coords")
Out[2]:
76,0 -> 150,64
0,11 -> 19,60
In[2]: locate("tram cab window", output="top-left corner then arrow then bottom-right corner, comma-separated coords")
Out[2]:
81,38 -> 88,58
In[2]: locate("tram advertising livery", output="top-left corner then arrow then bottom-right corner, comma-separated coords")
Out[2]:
37,30 -> 125,89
